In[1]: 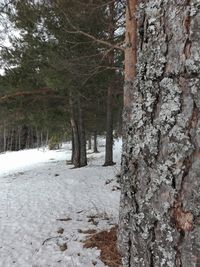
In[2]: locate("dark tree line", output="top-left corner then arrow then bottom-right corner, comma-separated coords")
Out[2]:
0,0 -> 124,166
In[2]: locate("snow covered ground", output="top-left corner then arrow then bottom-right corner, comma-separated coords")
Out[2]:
0,138 -> 122,267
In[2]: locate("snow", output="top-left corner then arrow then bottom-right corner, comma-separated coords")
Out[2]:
0,144 -> 71,177
0,138 -> 122,267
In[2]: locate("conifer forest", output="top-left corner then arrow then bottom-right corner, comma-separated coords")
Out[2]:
0,1 -> 200,267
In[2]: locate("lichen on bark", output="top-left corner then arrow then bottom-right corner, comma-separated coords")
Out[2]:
119,1 -> 200,266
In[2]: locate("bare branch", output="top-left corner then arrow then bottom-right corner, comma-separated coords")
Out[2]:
55,4 -> 124,52
0,88 -> 54,102
64,28 -> 124,52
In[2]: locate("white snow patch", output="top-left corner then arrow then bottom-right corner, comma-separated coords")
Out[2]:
0,143 -> 72,177
0,138 -> 122,267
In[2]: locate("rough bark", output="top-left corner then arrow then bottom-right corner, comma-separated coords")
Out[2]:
119,1 -> 200,267
124,0 -> 137,116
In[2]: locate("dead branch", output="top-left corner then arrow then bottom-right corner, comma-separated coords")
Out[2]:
0,88 -> 53,102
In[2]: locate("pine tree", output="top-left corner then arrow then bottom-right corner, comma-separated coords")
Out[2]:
119,1 -> 200,266
0,0 -> 123,166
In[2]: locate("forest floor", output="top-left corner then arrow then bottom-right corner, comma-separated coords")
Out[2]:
0,138 -> 122,267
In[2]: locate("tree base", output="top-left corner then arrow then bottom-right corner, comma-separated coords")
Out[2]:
70,163 -> 87,169
66,160 -> 73,165
103,161 -> 116,167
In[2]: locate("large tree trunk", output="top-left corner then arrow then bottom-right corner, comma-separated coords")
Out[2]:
119,1 -> 200,267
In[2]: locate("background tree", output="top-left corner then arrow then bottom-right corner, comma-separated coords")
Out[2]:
0,0 -> 124,167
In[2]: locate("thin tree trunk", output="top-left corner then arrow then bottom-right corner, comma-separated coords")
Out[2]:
103,1 -> 116,166
104,83 -> 115,166
0,129 -> 2,152
18,126 -> 21,150
40,131 -> 43,148
26,127 -> 29,149
88,135 -> 92,150
3,124 -> 6,152
15,127 -> 18,151
31,127 -> 35,148
36,128 -> 40,149
78,96 -> 87,167
69,94 -> 80,168
10,128 -> 13,151
115,107 -> 123,138
119,1 -> 200,266
71,129 -> 75,163
70,117 -> 80,168
46,130 -> 49,147
93,130 -> 99,153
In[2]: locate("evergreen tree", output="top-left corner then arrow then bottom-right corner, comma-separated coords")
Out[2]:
119,1 -> 200,266
0,0 -> 124,167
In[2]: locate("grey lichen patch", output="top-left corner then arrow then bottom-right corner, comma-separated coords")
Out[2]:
137,42 -> 167,80
190,1 -> 200,16
185,58 -> 200,74
166,124 -> 193,165
142,164 -> 176,208
129,91 -> 146,129
189,78 -> 200,108
156,78 -> 181,133
143,125 -> 159,156
194,120 -> 200,147
144,91 -> 157,113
